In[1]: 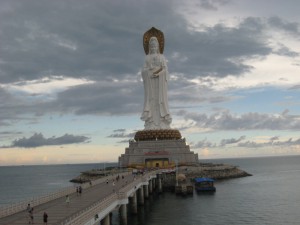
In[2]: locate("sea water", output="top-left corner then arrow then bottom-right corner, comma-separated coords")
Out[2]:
124,155 -> 300,225
0,163 -> 114,206
1,156 -> 300,224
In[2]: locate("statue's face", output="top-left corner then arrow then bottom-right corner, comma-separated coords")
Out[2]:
149,38 -> 159,54
150,44 -> 157,54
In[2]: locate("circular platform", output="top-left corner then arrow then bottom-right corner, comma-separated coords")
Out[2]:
134,129 -> 182,141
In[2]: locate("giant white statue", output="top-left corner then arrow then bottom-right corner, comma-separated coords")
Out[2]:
141,28 -> 172,130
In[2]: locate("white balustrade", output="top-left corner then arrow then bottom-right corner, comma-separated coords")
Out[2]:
59,170 -> 158,225
0,170 -> 131,218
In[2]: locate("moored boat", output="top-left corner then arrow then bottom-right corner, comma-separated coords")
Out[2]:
194,177 -> 216,192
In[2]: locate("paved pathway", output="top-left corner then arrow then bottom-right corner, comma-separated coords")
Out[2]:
0,174 -> 136,225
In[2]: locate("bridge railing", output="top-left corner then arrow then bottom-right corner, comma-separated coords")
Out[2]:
0,171 -> 131,218
59,170 -> 159,225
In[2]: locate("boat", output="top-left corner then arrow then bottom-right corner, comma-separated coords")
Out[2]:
194,177 -> 216,192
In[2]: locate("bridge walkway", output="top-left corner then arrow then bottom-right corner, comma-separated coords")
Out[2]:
0,173 -> 138,225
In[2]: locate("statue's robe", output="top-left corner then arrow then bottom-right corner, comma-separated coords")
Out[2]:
141,53 -> 171,130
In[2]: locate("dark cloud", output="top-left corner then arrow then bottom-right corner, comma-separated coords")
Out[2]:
177,110 -> 300,131
289,85 -> 300,90
274,44 -> 299,57
1,0 -> 300,147
193,138 -> 217,148
0,0 -> 181,83
53,81 -> 143,115
1,0 -> 295,85
238,137 -> 300,148
192,135 -> 300,149
196,0 -> 231,11
0,87 -> 40,126
1,74 -> 234,126
169,76 -> 233,104
220,136 -> 246,146
268,16 -> 300,35
193,136 -> 246,149
107,129 -> 135,138
113,129 -> 126,133
269,136 -> 279,142
2,133 -> 89,148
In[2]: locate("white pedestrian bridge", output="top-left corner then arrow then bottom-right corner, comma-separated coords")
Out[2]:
0,170 -> 162,225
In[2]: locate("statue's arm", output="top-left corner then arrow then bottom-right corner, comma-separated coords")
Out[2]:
153,67 -> 163,75
152,55 -> 166,77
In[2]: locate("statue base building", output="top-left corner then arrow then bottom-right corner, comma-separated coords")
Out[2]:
118,129 -> 198,168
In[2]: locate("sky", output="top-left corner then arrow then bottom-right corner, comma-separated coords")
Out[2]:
1,0 -> 300,166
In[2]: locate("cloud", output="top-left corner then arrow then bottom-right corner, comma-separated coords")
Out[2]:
197,0 -> 231,11
2,133 -> 89,148
177,109 -> 300,131
0,87 -> 39,126
192,135 -> 300,150
220,135 -> 246,146
53,81 -> 143,115
1,1 -> 299,121
238,137 -> 300,148
0,0 -> 182,83
113,129 -> 126,133
274,44 -> 299,57
107,129 -> 135,138
1,0 -> 300,159
268,16 -> 300,35
193,138 -> 217,148
2,0 -> 297,86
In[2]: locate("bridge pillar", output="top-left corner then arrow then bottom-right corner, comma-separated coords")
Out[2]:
144,184 -> 149,198
138,186 -> 144,205
119,204 -> 127,225
101,214 -> 110,225
158,178 -> 162,193
149,179 -> 153,194
129,192 -> 138,214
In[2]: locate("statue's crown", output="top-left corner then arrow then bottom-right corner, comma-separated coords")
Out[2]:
143,27 -> 164,55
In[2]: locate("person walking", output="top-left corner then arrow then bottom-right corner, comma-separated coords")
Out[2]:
26,203 -> 31,213
26,203 -> 32,224
65,195 -> 70,206
79,186 -> 82,196
43,212 -> 48,225
28,207 -> 34,224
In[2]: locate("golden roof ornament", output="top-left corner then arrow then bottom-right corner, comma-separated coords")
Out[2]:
143,27 -> 164,55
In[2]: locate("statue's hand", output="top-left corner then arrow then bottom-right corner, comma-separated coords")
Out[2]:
152,67 -> 162,77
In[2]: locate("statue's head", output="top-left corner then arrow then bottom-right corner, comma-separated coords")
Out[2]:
149,37 -> 159,54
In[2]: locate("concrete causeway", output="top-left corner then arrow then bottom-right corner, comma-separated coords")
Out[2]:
0,172 -> 158,225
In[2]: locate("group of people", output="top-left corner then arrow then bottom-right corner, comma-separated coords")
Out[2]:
26,203 -> 48,224
106,175 -> 126,193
